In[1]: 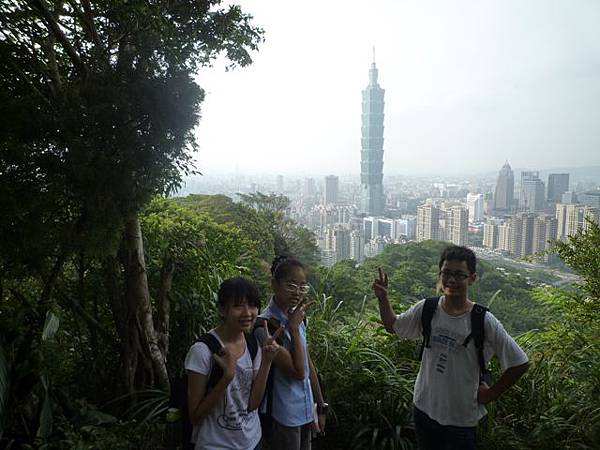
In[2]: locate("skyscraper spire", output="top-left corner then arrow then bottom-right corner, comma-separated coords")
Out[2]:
360,57 -> 385,216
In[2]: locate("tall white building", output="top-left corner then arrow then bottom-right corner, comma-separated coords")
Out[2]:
350,230 -> 365,263
416,205 -> 440,242
466,193 -> 484,223
323,175 -> 339,205
446,205 -> 469,246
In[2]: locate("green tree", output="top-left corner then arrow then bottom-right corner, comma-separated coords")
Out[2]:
0,0 -> 263,401
238,192 -> 319,266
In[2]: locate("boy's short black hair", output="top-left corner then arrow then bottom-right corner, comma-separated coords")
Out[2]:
270,255 -> 306,281
438,245 -> 477,274
217,277 -> 261,310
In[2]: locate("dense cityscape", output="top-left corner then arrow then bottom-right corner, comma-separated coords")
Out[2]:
177,59 -> 600,269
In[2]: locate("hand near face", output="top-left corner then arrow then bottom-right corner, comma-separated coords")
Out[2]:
288,298 -> 314,329
261,320 -> 283,363
372,267 -> 389,301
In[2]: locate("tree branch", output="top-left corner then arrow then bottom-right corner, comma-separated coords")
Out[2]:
28,0 -> 87,74
56,287 -> 119,348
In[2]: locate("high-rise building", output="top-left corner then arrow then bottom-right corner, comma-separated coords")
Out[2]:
498,222 -> 512,252
377,218 -> 394,239
578,191 -> 600,209
395,216 -> 416,240
493,161 -> 514,212
510,213 -> 536,257
466,193 -> 484,223
362,216 -> 376,241
561,191 -> 577,204
446,206 -> 469,246
360,57 -> 385,215
547,173 -> 569,203
533,215 -> 558,260
350,230 -> 365,263
324,175 -> 339,205
416,205 -> 440,242
520,171 -> 545,212
483,222 -> 499,249
302,177 -> 316,198
557,203 -> 599,239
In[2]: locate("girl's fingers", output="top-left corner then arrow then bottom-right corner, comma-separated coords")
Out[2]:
378,267 -> 383,281
263,319 -> 271,337
301,300 -> 315,310
271,326 -> 284,341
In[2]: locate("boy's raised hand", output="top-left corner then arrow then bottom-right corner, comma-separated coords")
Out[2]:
261,320 -> 283,362
213,345 -> 239,380
372,267 -> 389,301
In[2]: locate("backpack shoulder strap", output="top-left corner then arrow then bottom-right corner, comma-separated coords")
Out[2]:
419,297 -> 440,360
196,333 -> 223,390
463,303 -> 489,377
244,332 -> 259,362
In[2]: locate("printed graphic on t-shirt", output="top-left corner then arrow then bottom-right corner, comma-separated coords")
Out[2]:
217,366 -> 254,430
430,327 -> 464,375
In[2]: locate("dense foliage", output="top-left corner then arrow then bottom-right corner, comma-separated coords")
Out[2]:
1,193 -> 599,448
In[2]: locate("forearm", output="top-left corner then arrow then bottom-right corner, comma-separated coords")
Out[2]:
289,328 -> 306,379
488,362 -> 529,401
248,360 -> 273,411
190,376 -> 232,424
377,295 -> 397,333
308,356 -> 324,406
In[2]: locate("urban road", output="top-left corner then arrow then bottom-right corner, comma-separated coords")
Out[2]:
472,247 -> 581,287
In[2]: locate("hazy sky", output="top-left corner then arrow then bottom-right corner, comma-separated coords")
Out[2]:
192,0 -> 600,176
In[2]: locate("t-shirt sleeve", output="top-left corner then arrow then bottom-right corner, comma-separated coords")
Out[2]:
184,342 -> 213,375
392,299 -> 425,340
485,313 -> 529,372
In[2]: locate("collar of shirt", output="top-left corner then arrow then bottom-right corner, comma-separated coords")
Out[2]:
265,297 -> 289,326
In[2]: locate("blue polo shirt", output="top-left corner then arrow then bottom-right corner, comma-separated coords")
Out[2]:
255,299 -> 314,427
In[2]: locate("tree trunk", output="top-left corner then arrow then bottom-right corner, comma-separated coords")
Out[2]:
121,216 -> 170,393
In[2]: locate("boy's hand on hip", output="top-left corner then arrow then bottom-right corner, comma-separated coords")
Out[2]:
477,382 -> 497,404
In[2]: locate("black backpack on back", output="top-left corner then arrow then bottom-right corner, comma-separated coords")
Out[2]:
173,332 -> 259,450
419,296 -> 491,383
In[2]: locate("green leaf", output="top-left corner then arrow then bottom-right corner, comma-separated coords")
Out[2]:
41,312 -> 59,341
36,396 -> 53,439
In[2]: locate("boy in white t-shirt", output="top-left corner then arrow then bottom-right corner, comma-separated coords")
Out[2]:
185,277 -> 283,450
373,245 -> 529,450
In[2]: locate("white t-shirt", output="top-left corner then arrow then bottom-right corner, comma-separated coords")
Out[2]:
184,330 -> 262,450
393,297 -> 529,427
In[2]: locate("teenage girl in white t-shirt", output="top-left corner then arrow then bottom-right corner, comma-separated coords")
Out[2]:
185,277 -> 283,450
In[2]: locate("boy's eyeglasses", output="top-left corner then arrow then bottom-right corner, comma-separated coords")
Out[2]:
283,282 -> 311,295
439,270 -> 470,281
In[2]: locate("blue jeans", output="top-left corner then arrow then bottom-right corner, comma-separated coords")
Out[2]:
413,406 -> 477,450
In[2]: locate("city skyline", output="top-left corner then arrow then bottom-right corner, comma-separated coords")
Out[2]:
191,0 -> 600,176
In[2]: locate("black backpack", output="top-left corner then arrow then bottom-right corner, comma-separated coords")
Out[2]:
419,297 -> 491,384
173,332 -> 259,450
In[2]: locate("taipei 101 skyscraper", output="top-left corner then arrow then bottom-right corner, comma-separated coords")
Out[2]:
360,52 -> 385,216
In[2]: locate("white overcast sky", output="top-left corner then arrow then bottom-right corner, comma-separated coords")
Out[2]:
192,0 -> 600,176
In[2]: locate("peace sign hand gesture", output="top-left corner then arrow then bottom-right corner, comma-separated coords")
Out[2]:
288,298 -> 314,330
261,320 -> 283,363
372,267 -> 389,301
